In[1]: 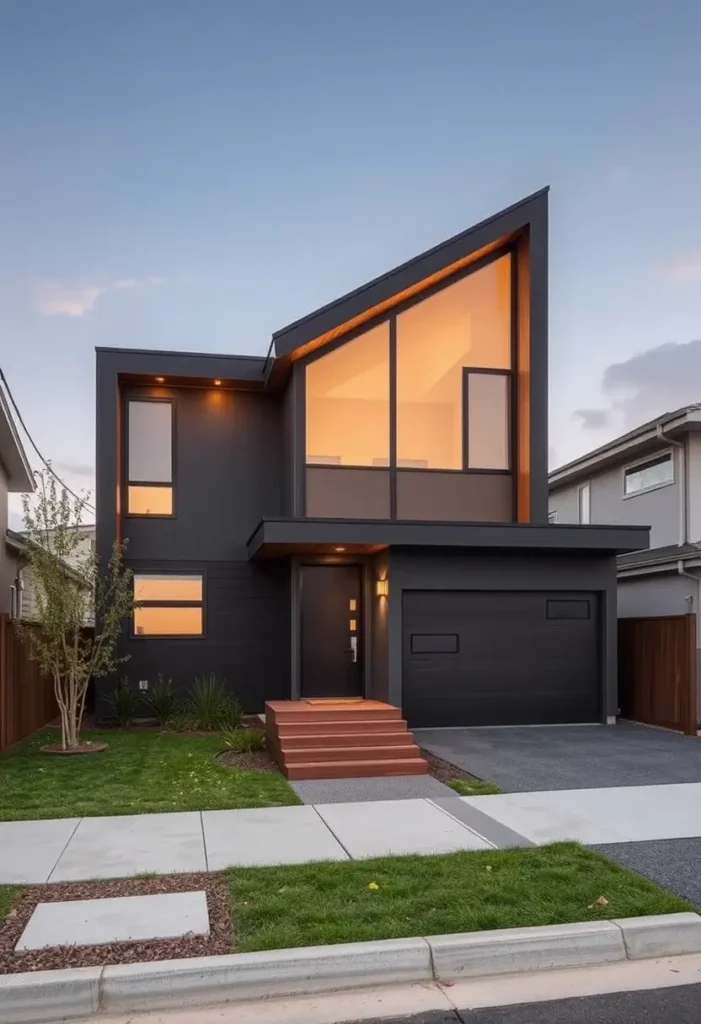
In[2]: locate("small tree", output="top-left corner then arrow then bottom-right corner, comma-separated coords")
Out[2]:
15,470 -> 134,750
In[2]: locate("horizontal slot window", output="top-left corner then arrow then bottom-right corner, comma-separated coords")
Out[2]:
546,600 -> 590,620
133,572 -> 203,638
624,453 -> 673,496
128,485 -> 173,515
411,633 -> 459,653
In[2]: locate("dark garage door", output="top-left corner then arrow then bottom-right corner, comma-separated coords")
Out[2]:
403,591 -> 600,728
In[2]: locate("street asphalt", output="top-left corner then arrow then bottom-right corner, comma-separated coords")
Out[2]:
352,982 -> 701,1023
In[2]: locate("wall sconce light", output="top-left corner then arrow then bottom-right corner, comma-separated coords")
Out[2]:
213,379 -> 222,386
376,578 -> 389,597
155,376 -> 165,383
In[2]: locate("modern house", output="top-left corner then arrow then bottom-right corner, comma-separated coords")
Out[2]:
549,404 -> 701,679
0,388 -> 35,616
96,188 -> 648,758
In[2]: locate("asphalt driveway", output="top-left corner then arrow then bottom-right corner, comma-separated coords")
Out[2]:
414,722 -> 701,792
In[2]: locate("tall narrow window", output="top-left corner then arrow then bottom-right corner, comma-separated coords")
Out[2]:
577,482 -> 591,524
466,371 -> 510,469
396,255 -> 511,469
127,400 -> 173,515
305,322 -> 390,467
133,573 -> 203,636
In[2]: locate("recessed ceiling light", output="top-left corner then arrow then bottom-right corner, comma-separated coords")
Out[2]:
155,376 -> 165,383
213,379 -> 222,386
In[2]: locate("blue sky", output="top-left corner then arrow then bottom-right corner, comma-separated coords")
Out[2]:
1,0 -> 700,524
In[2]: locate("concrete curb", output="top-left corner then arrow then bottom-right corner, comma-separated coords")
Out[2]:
1,913 -> 700,1023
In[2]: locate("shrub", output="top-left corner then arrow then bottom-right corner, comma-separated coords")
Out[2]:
107,677 -> 140,728
221,728 -> 265,753
185,674 -> 242,731
164,711 -> 198,733
144,674 -> 181,727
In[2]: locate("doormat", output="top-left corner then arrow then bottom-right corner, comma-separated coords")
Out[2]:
303,698 -> 365,706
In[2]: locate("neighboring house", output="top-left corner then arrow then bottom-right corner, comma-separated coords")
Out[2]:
549,405 -> 701,678
0,388 -> 35,616
7,523 -> 95,623
95,188 -> 647,728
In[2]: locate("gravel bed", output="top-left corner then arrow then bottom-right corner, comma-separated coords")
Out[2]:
0,874 -> 231,974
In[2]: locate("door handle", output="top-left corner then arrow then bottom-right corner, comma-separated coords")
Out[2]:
345,637 -> 358,663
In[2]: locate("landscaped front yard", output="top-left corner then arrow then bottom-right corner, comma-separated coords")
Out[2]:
0,729 -> 300,821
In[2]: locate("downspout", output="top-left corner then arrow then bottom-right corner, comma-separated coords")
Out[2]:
657,423 -> 701,623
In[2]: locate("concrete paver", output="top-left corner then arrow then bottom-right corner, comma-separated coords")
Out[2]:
0,818 -> 80,883
49,812 -> 206,881
202,806 -> 349,868
16,891 -> 210,950
315,798 -> 493,858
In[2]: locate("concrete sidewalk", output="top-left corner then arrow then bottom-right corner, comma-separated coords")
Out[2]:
5,781 -> 701,884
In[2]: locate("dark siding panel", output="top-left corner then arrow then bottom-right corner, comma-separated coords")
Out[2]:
98,559 -> 289,716
370,550 -> 389,701
306,468 -> 390,519
396,471 -> 513,522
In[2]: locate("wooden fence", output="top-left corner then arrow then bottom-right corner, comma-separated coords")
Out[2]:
0,614 -> 58,752
618,613 -> 698,736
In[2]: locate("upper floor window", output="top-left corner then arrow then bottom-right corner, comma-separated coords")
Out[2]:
623,452 -> 673,497
133,573 -> 203,637
577,481 -> 590,524
305,322 -> 389,467
127,400 -> 173,515
396,255 -> 511,470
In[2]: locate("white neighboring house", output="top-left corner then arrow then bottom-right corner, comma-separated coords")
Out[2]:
6,523 -> 96,624
1,388 -> 35,616
548,404 -> 701,678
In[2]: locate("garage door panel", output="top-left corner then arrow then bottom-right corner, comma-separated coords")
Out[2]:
403,591 -> 599,727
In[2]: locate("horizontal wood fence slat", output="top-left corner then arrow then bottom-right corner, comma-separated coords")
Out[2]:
618,613 -> 697,737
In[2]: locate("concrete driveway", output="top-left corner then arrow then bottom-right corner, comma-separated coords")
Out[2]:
414,722 -> 701,792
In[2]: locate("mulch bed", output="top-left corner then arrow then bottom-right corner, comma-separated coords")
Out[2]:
218,748 -> 279,772
0,874 -> 232,974
421,748 -> 481,785
40,742 -> 108,755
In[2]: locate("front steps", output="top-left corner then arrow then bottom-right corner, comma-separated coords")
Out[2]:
266,700 -> 428,780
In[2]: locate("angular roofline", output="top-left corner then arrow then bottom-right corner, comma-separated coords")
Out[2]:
272,187 -> 549,359
0,388 -> 34,493
549,404 -> 701,489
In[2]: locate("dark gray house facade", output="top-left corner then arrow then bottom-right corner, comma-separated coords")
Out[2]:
96,189 -> 648,727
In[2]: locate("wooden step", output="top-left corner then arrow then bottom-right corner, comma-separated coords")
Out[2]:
279,731 -> 412,749
272,709 -> 402,725
276,719 -> 409,737
283,744 -> 421,764
285,757 -> 429,780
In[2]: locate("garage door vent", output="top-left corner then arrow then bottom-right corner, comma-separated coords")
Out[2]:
410,634 -> 459,653
546,599 -> 590,620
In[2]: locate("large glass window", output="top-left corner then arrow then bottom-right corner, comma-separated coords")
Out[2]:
396,256 -> 511,469
127,400 -> 173,515
133,573 -> 203,637
624,453 -> 673,496
466,371 -> 510,470
305,322 -> 389,467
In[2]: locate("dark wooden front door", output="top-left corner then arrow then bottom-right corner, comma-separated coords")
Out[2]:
301,565 -> 363,698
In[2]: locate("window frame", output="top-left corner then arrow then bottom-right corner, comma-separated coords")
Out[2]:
622,450 -> 675,499
124,396 -> 176,519
462,367 -> 512,473
131,569 -> 205,640
299,246 -> 517,517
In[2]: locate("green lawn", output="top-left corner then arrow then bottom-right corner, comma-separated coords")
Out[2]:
227,843 -> 693,952
0,886 -> 16,923
0,730 -> 300,820
448,778 -> 502,796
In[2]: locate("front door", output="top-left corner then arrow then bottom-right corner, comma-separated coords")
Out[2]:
300,565 -> 363,698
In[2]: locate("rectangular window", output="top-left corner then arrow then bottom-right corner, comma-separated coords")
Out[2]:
466,371 -> 510,470
127,400 -> 173,515
133,573 -> 203,637
577,482 -> 590,524
397,255 -> 511,469
305,322 -> 389,467
624,452 -> 673,496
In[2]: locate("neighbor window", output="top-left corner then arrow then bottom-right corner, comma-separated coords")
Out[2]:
133,573 -> 203,637
577,482 -> 591,524
548,509 -> 558,524
306,322 -> 390,467
624,452 -> 673,496
127,400 -> 173,515
396,255 -> 511,469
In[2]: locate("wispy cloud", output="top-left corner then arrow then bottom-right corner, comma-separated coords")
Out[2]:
660,253 -> 701,284
35,276 -> 165,317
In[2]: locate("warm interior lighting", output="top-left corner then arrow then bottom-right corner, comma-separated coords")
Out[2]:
128,485 -> 173,515
349,598 -> 357,611
349,619 -> 357,631
213,379 -> 222,386
334,546 -> 346,552
376,578 -> 389,597
155,376 -> 165,383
